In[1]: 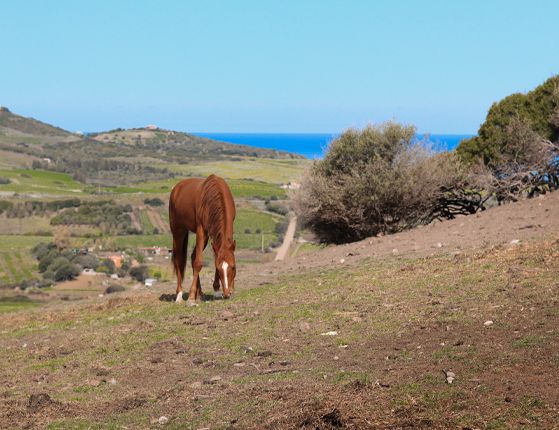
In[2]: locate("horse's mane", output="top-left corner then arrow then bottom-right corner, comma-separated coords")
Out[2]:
199,175 -> 226,247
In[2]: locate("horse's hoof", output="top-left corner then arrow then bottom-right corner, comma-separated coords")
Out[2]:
186,300 -> 198,307
175,294 -> 184,303
213,291 -> 223,300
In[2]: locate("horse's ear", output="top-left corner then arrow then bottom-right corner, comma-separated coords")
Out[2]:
230,240 -> 236,252
211,241 -> 219,255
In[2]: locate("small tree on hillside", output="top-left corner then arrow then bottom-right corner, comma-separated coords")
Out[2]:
292,120 -> 467,244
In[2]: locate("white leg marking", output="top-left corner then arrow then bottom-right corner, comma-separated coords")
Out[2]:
214,290 -> 223,300
222,262 -> 229,294
176,292 -> 183,303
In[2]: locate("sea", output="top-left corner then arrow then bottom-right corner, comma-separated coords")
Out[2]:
191,133 -> 475,159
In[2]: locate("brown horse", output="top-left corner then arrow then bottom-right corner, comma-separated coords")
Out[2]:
169,174 -> 236,305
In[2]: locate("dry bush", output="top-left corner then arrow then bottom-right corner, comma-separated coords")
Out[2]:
469,116 -> 559,201
293,121 -> 467,244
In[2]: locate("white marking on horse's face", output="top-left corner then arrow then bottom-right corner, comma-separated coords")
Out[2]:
222,261 -> 229,294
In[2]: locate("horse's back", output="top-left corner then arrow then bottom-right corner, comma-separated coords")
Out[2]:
169,178 -> 205,233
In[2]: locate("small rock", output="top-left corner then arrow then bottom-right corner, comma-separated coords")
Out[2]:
446,371 -> 455,378
300,322 -> 310,332
158,416 -> 168,424
437,243 -> 442,248
220,311 -> 234,319
333,356 -> 339,361
392,249 -> 398,254
98,294 -> 104,298
107,379 -> 117,385
446,377 -> 454,384
484,321 -> 494,326
90,380 -> 100,387
205,376 -> 221,384
190,381 -> 203,389
340,259 -> 345,264
321,331 -> 338,336
192,358 -> 203,366
233,362 -> 245,367
22,344 -> 27,348
510,239 -> 520,244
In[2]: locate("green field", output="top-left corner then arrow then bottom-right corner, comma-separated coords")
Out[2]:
151,158 -> 305,184
112,232 -> 277,251
134,176 -> 287,198
0,169 -> 84,195
139,210 -> 154,233
113,235 -> 173,250
233,209 -> 279,233
0,235 -> 53,249
234,233 -> 277,249
0,302 -> 41,314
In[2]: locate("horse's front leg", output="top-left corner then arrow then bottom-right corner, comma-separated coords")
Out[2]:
212,269 -> 223,300
186,226 -> 205,306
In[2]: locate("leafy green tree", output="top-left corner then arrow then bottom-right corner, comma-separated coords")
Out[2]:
54,263 -> 79,281
457,75 -> 559,165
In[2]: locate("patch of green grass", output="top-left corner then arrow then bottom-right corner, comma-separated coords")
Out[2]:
0,169 -> 84,195
0,302 -> 41,314
234,209 -> 278,233
3,252 -> 23,283
139,210 -> 154,234
512,335 -> 547,349
0,235 -> 54,249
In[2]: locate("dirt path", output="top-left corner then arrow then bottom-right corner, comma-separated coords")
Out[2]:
274,216 -> 297,261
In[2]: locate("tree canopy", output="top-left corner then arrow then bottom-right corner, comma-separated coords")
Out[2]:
457,75 -> 559,165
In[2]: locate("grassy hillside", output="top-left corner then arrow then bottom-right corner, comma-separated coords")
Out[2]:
1,235 -> 559,428
0,108 -> 71,137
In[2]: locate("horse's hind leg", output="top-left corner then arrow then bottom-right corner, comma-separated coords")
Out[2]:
173,231 -> 188,303
186,225 -> 206,305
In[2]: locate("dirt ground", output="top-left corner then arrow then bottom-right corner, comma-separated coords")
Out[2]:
2,194 -> 559,429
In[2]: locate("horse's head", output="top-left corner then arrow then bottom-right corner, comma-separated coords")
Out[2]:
212,240 -> 236,298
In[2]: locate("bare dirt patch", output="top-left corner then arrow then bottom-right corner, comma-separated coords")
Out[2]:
2,195 -> 559,429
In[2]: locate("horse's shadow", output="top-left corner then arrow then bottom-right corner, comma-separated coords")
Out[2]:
158,293 -> 215,303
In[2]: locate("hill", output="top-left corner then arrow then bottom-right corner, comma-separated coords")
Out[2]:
0,107 -> 72,137
1,190 -> 559,428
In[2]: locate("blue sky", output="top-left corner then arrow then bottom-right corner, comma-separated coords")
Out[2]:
1,0 -> 558,134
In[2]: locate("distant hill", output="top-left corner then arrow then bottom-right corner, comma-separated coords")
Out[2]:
0,107 -> 72,137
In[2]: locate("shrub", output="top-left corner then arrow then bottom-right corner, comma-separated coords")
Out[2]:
244,228 -> 251,234
54,263 -> 79,281
105,285 -> 125,294
96,266 -> 109,275
255,228 -> 262,234
293,120 -> 466,244
130,265 -> 149,282
43,270 -> 55,280
0,177 -> 11,184
270,194 -> 278,201
148,198 -> 164,207
153,227 -> 159,235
